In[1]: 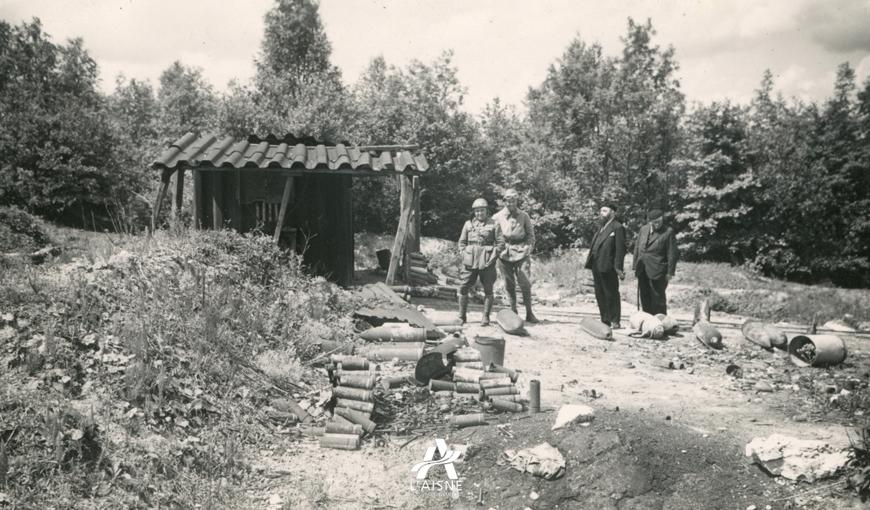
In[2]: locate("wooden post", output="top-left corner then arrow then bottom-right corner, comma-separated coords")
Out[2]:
407,175 -> 421,254
273,175 -> 294,244
386,179 -> 413,285
192,170 -> 202,229
232,170 -> 242,231
151,168 -> 173,233
212,172 -> 223,230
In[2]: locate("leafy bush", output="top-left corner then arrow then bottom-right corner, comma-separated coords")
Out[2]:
0,206 -> 53,253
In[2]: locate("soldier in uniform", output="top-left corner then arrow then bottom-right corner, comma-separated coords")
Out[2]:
457,198 -> 505,325
492,188 -> 539,323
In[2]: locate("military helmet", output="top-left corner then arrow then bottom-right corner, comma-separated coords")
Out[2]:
471,198 -> 489,210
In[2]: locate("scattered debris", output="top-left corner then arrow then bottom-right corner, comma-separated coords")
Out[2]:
496,309 -> 526,335
552,404 -> 595,430
745,434 -> 851,482
503,443 -> 566,480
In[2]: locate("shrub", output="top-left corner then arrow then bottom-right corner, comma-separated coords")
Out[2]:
0,206 -> 52,253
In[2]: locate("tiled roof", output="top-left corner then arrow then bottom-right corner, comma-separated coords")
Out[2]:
152,133 -> 429,174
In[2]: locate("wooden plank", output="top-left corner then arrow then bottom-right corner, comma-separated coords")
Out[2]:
192,170 -> 202,229
212,172 -> 223,230
273,175 -> 294,243
232,170 -> 242,231
399,175 -> 410,284
386,190 -> 412,285
410,176 -> 421,253
173,168 -> 185,219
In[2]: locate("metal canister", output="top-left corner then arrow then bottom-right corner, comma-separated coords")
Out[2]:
320,432 -> 360,450
335,398 -> 375,415
529,379 -> 541,413
490,399 -> 525,412
338,373 -> 377,390
335,407 -> 377,434
333,386 -> 374,402
429,379 -> 456,391
450,413 -> 487,428
479,377 -> 513,389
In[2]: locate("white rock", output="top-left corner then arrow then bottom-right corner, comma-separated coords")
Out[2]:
552,404 -> 595,430
745,434 -> 850,482
529,491 -> 539,500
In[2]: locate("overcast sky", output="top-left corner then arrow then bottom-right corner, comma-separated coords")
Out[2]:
2,0 -> 869,112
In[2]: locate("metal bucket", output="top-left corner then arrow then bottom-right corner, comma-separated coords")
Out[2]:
473,335 -> 506,366
788,334 -> 847,367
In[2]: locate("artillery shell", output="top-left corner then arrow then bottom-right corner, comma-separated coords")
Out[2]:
452,367 -> 485,382
325,421 -> 364,436
335,407 -> 377,434
363,343 -> 425,361
338,373 -> 377,390
529,379 -> 541,413
455,361 -> 484,370
331,355 -> 369,371
320,432 -> 360,450
479,377 -> 513,389
486,363 -> 520,382
454,382 -> 479,394
453,349 -> 482,362
335,399 -> 374,415
380,375 -> 414,390
429,379 -> 456,391
333,386 -> 374,402
482,385 -> 519,397
491,399 -> 525,412
450,413 -> 487,428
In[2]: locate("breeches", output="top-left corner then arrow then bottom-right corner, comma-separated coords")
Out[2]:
459,265 -> 497,296
497,258 -> 532,294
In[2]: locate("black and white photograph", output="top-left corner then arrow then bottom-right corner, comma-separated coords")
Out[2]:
1,0 -> 869,508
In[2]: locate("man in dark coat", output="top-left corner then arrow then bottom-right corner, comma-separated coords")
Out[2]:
584,204 -> 626,328
633,209 -> 679,315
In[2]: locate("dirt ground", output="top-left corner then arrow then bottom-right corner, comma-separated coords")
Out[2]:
255,292 -> 868,510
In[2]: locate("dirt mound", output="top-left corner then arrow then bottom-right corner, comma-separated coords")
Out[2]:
455,410 -> 785,509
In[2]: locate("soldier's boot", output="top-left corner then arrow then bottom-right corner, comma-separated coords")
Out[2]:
523,289 -> 540,324
458,295 -> 469,324
481,296 -> 493,326
507,288 -> 518,315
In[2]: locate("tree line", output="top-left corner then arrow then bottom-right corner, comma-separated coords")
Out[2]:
1,0 -> 868,286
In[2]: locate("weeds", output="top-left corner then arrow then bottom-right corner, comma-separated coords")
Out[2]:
847,427 -> 870,501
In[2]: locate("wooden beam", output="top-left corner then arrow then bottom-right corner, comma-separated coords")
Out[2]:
192,170 -> 202,229
386,183 -> 413,285
406,175 -> 421,254
273,176 -> 294,244
232,170 -> 242,231
212,172 -> 223,230
151,168 -> 173,233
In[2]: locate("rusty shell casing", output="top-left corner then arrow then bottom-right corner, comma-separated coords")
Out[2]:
479,372 -> 507,380
320,432 -> 361,450
334,407 -> 377,434
490,399 -> 525,412
450,413 -> 487,428
479,377 -> 514,389
363,343 -> 425,361
332,413 -> 354,426
360,325 -> 428,343
454,382 -> 480,394
335,399 -> 375,415
333,386 -> 374,402
452,367 -> 486,383
380,375 -> 414,390
338,373 -> 377,390
454,361 -> 484,370
429,379 -> 456,391
486,394 -> 523,403
453,348 -> 482,362
486,364 -> 520,382
529,379 -> 541,413
325,421 -> 364,436
482,385 -> 519,397
331,355 -> 369,371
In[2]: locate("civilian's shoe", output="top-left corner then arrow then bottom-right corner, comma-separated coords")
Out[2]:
611,322 -> 623,330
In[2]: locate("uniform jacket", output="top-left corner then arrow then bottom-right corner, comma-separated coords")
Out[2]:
584,219 -> 626,273
632,223 -> 679,280
458,218 -> 505,270
492,207 -> 535,262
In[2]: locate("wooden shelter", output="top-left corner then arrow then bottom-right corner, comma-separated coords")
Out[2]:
151,133 -> 427,286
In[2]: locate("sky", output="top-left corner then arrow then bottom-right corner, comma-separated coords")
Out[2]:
1,0 -> 869,113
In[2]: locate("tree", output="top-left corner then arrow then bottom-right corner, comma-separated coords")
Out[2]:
156,62 -> 217,143
0,19 -> 145,225
254,0 -> 350,140
109,75 -> 159,164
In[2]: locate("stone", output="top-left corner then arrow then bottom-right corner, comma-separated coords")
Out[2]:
755,381 -> 774,393
552,404 -> 595,430
745,434 -> 850,482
